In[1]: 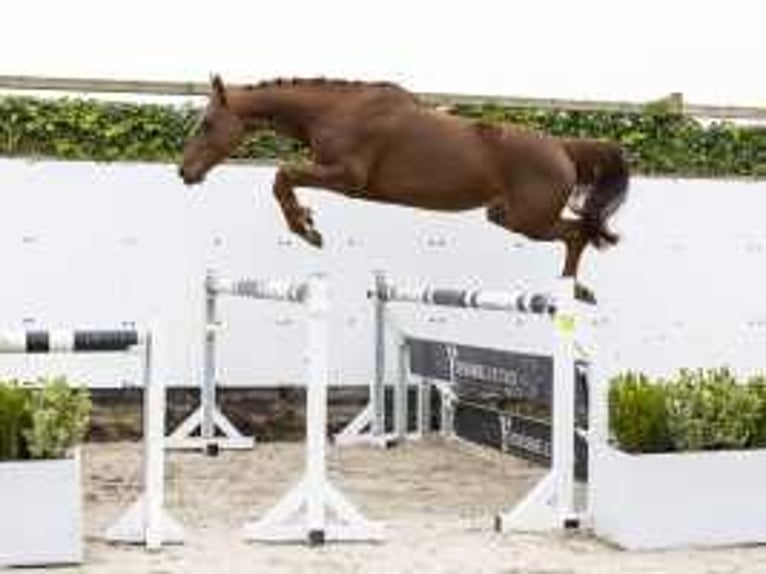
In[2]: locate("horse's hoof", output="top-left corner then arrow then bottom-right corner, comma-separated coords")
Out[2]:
574,283 -> 597,305
299,206 -> 314,226
304,229 -> 323,248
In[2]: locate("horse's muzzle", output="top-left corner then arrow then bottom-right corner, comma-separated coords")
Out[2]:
178,166 -> 203,186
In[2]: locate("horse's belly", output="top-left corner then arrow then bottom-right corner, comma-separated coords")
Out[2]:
369,146 -> 498,211
367,178 -> 492,211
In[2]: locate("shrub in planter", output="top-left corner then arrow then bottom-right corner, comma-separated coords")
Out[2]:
599,368 -> 766,550
0,377 -> 90,566
745,374 -> 766,448
608,371 -> 673,453
664,368 -> 760,451
0,383 -> 32,460
609,368 -> 766,453
0,377 -> 90,460
24,377 -> 91,459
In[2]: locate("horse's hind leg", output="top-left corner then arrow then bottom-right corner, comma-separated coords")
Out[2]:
272,162 -> 362,248
486,199 -> 595,302
542,219 -> 595,303
553,219 -> 589,278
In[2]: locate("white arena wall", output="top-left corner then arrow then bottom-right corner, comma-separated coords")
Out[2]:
0,158 -> 764,388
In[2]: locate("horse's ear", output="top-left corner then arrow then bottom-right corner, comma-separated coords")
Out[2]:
211,74 -> 228,107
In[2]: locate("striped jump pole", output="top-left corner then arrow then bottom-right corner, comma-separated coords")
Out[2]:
335,271 -> 580,533
0,327 -> 184,550
0,329 -> 142,354
241,274 -> 383,545
374,275 -> 558,316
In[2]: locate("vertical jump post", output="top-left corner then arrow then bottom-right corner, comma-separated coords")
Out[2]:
166,271 -> 256,455
236,274 -> 384,545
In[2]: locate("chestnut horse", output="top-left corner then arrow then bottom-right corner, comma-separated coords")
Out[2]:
179,75 -> 628,301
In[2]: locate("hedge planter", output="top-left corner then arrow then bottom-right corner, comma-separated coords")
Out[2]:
592,444 -> 766,550
0,449 -> 82,566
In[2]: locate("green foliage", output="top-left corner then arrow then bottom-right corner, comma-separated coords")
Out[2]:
0,95 -> 762,177
609,368 -> 766,453
665,368 -> 760,451
745,375 -> 766,448
0,382 -> 32,460
454,103 -> 765,178
609,372 -> 673,453
0,377 -> 90,461
23,377 -> 91,459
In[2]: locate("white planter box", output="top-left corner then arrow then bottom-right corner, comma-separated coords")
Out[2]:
592,444 -> 766,550
0,449 -> 83,566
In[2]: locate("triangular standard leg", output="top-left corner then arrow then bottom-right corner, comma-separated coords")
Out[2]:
104,495 -> 185,549
242,476 -> 384,545
333,404 -> 373,445
165,405 -> 255,453
494,471 -> 580,533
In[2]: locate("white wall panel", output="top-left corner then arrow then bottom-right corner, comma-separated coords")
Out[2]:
0,159 -> 763,387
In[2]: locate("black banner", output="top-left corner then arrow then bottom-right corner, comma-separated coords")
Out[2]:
454,402 -> 588,481
407,337 -> 588,416
408,337 -> 554,406
407,337 -> 589,479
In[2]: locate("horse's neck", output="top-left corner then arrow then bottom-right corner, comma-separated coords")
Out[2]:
232,87 -> 327,140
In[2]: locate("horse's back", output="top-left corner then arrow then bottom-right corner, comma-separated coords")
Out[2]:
362,109 -> 507,209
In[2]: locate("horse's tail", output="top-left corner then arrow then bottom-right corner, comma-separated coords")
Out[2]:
561,139 -> 629,248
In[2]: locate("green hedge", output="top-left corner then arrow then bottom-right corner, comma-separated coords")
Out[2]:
0,95 -> 763,177
610,368 -> 766,453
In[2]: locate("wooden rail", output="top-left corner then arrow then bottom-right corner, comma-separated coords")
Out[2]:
0,74 -> 764,121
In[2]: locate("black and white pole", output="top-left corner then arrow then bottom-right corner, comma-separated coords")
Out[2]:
376,275 -> 558,315
241,274 -> 384,544
0,329 -> 141,354
0,327 -> 184,549
166,271 -> 257,454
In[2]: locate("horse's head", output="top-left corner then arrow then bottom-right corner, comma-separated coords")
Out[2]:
178,75 -> 246,185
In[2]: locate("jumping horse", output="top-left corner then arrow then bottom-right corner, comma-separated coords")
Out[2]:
179,75 -> 629,301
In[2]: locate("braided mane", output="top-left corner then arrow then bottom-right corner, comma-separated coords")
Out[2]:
244,77 -> 408,93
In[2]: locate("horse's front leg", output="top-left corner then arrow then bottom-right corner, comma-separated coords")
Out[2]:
272,162 -> 361,248
273,166 -> 322,247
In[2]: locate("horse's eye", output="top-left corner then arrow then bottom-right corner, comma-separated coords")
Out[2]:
201,119 -> 213,133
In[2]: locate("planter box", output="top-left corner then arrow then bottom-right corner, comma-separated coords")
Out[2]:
0,449 -> 83,566
592,444 -> 766,550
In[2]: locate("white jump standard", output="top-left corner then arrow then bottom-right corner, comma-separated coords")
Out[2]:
0,328 -> 184,550
337,270 -> 560,445
337,271 -> 580,533
240,274 -> 383,545
166,271 -> 258,455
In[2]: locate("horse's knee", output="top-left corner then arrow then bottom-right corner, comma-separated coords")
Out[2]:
486,202 -> 506,226
273,170 -> 289,193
